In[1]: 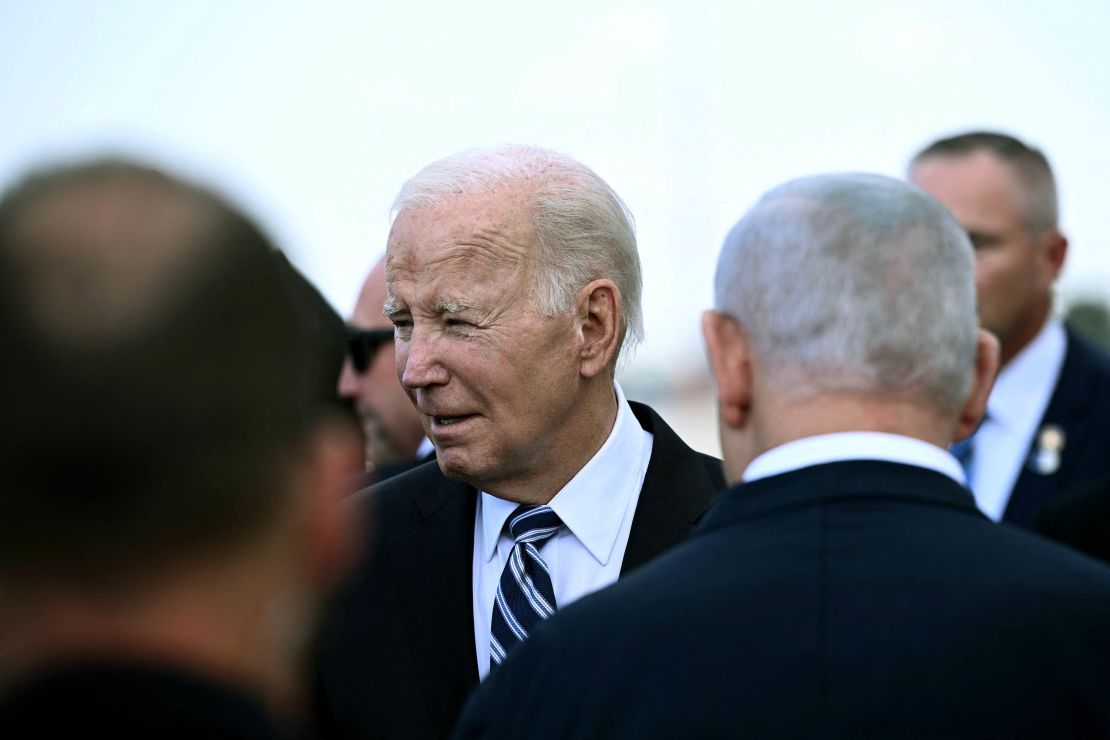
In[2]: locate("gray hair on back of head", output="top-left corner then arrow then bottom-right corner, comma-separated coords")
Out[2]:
391,145 -> 643,357
714,172 -> 977,413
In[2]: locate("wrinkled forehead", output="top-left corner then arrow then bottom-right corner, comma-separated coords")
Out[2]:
384,189 -> 537,288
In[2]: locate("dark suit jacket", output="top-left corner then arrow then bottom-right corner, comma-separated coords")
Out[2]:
1006,328 -> 1110,529
456,460 -> 1110,739
1038,475 -> 1110,563
313,402 -> 724,740
0,662 -> 290,739
349,450 -> 438,491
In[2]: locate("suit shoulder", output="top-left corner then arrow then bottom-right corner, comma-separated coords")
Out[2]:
1062,328 -> 1110,389
695,449 -> 726,488
346,460 -> 464,536
629,400 -> 725,514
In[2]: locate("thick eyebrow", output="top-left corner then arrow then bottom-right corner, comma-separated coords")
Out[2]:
382,298 -> 477,319
382,300 -> 404,320
437,299 -> 475,314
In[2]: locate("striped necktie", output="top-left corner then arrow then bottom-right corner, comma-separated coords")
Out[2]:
489,505 -> 562,668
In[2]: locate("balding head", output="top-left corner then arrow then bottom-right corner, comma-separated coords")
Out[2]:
0,160 -> 322,590
705,173 -> 998,482
714,173 -> 979,412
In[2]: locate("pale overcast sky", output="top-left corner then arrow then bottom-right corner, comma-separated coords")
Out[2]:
3,0 -> 1109,385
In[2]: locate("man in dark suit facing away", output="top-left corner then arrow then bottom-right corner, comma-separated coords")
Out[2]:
455,173 -> 1110,739
313,145 -> 724,740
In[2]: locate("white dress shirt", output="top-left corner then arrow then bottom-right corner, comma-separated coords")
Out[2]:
415,436 -> 436,459
965,321 -> 1065,521
743,431 -> 965,485
472,382 -> 653,679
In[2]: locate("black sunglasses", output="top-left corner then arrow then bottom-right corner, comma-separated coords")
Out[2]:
345,326 -> 395,373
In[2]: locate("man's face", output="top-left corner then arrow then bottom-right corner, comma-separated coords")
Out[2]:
911,151 -> 1063,364
337,260 -> 426,468
384,190 -> 584,496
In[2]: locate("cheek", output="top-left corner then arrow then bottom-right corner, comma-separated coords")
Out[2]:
369,351 -> 398,388
974,254 -> 1011,292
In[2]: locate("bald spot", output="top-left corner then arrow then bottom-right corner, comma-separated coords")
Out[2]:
7,178 -> 218,348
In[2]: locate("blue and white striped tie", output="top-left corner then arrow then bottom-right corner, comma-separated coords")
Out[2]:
489,505 -> 562,668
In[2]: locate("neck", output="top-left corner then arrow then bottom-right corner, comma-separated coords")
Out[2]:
0,549 -> 311,716
724,392 -> 952,484
999,303 -> 1051,369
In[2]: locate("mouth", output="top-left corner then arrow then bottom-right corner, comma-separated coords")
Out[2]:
425,412 -> 476,430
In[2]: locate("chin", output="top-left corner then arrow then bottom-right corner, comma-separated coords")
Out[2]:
434,451 -> 472,481
438,451 -> 504,490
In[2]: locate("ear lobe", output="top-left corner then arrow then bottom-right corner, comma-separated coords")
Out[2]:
953,329 -> 1000,442
576,279 -> 621,379
701,310 -> 752,430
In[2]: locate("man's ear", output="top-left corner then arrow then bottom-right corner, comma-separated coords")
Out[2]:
701,310 -> 753,430
1037,230 -> 1068,287
576,279 -> 621,379
953,329 -> 1000,442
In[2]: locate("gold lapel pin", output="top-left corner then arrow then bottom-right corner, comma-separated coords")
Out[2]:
1031,424 -> 1065,475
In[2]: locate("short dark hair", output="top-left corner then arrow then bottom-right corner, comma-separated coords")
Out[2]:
0,159 -> 315,592
910,130 -> 1059,234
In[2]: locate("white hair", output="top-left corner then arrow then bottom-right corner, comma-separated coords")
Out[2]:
714,173 -> 978,413
391,145 -> 643,356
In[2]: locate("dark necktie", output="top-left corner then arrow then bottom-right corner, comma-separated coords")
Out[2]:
489,505 -> 562,667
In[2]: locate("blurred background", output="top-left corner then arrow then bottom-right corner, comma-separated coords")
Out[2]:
4,0 -> 1108,455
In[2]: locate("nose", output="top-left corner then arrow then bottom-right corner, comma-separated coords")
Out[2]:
337,356 -> 361,399
398,327 -> 450,390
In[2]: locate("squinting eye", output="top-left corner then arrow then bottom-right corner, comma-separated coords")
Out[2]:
445,318 -> 474,333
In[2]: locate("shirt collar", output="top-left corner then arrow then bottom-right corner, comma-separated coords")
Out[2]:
742,431 -> 966,485
987,320 -> 1066,432
480,382 -> 646,566
415,436 -> 436,459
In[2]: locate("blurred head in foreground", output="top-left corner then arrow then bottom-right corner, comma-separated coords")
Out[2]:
0,159 -> 360,719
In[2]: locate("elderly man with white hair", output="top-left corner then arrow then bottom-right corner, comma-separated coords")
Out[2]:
453,173 -> 1110,739
313,145 -> 724,740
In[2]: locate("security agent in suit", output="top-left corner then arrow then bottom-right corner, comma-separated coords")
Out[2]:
313,145 -> 724,740
338,255 -> 435,483
909,131 -> 1110,535
455,174 -> 1110,739
0,160 -> 362,737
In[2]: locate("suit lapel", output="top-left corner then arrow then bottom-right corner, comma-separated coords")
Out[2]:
384,477 -> 479,738
622,402 -> 724,574
375,402 -> 721,733
1005,329 -> 1092,527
